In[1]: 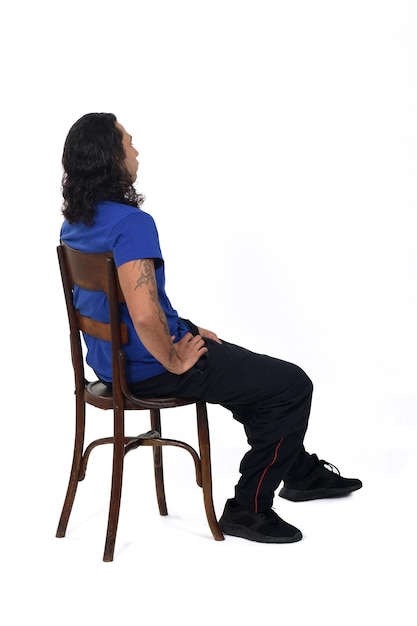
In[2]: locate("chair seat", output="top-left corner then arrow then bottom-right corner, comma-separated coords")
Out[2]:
85,380 -> 202,410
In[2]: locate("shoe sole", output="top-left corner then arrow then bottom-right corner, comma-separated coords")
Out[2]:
219,522 -> 302,543
278,484 -> 362,502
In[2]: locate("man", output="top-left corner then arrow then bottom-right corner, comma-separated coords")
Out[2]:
60,112 -> 362,544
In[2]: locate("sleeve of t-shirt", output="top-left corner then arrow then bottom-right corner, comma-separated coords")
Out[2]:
109,210 -> 163,268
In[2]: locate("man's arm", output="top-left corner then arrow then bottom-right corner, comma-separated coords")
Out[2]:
117,258 -> 207,374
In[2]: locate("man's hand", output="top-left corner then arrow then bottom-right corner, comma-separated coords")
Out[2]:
169,332 -> 208,374
197,327 -> 222,344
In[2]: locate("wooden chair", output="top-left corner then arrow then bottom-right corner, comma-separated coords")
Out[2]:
56,242 -> 224,561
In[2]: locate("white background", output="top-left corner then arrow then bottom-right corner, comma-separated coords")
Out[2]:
1,1 -> 416,624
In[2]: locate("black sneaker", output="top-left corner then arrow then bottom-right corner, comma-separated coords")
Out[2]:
219,498 -> 302,543
279,454 -> 362,502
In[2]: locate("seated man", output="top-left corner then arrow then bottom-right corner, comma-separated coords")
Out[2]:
59,112 -> 362,544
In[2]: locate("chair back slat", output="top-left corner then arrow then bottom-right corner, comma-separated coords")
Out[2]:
59,243 -> 125,301
75,311 -> 128,344
57,243 -> 128,347
76,311 -> 111,343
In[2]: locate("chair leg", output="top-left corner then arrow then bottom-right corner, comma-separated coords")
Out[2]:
103,407 -> 125,562
56,395 -> 86,538
150,408 -> 168,515
196,402 -> 225,541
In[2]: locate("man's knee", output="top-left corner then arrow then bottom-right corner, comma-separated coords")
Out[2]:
294,365 -> 314,398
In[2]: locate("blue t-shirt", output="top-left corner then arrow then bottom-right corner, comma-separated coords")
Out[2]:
60,200 -> 190,382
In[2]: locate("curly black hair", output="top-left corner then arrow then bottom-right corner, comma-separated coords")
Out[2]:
61,112 -> 144,224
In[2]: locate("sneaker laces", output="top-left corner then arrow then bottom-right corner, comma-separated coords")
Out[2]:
319,459 -> 340,475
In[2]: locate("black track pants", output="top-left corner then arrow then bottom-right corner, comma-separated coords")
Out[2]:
129,338 -> 314,512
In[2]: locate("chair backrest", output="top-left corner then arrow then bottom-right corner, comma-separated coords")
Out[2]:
57,243 -> 127,396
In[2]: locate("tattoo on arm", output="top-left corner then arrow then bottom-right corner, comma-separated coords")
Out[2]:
133,259 -> 172,341
133,259 -> 153,289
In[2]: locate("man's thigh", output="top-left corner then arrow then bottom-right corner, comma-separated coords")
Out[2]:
132,339 -> 311,410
